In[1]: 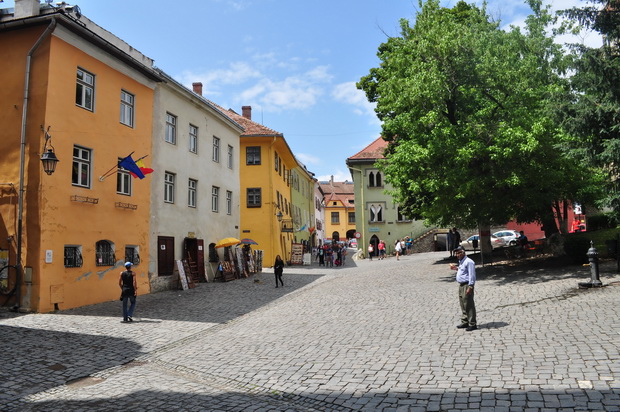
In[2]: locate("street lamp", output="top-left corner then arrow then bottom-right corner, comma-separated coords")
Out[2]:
276,211 -> 283,222
40,130 -> 59,175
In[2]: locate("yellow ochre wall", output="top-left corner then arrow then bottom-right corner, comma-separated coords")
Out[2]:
0,26 -> 155,312
240,136 -> 295,266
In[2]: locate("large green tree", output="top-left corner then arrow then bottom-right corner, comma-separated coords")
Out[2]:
557,0 -> 620,219
358,0 -> 602,235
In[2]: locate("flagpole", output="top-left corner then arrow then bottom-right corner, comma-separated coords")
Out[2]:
98,151 -> 134,181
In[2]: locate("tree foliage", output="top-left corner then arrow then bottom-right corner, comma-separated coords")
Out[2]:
556,0 -> 620,217
357,0 -> 603,233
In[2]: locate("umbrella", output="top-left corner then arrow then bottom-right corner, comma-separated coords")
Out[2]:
215,237 -> 241,248
240,238 -> 258,245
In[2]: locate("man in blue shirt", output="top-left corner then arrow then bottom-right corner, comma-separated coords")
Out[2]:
450,246 -> 477,331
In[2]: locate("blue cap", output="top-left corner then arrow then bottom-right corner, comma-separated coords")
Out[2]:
124,262 -> 133,267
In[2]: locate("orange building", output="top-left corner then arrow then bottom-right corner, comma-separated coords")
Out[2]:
0,5 -> 161,311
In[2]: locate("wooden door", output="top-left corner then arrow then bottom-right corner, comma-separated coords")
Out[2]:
157,236 -> 175,276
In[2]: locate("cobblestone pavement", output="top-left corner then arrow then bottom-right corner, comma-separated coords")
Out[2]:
1,252 -> 619,411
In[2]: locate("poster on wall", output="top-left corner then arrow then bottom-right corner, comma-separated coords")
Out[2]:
291,243 -> 303,265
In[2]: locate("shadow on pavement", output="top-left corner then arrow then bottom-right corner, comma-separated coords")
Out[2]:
18,386 -> 620,411
0,325 -> 142,410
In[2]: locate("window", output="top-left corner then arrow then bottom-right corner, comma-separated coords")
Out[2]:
247,188 -> 261,207
117,158 -> 132,195
369,204 -> 383,222
189,124 -> 198,154
72,146 -> 91,188
376,172 -> 382,187
165,113 -> 177,144
348,212 -> 356,224
331,212 -> 340,224
125,246 -> 140,266
369,172 -> 375,187
397,206 -> 410,222
246,146 -> 261,165
76,67 -> 94,111
95,240 -> 115,266
64,246 -> 83,268
120,90 -> 134,127
212,136 -> 220,162
211,186 -> 219,212
275,152 -> 279,171
226,190 -> 232,215
164,172 -> 175,203
227,145 -> 233,169
188,179 -> 197,208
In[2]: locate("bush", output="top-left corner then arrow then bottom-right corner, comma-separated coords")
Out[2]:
563,236 -> 592,264
587,213 -> 616,231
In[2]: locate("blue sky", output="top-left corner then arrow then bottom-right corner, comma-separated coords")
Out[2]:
3,0 -> 597,181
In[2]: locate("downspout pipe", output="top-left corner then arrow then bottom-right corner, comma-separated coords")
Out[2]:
15,18 -> 57,311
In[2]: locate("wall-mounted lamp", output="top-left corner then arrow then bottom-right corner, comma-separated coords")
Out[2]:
41,127 -> 59,175
276,211 -> 283,222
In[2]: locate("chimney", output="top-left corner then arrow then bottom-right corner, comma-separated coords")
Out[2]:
330,175 -> 334,184
14,0 -> 41,18
242,106 -> 252,120
192,82 -> 203,96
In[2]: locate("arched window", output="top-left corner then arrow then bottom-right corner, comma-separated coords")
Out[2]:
368,172 -> 375,187
370,204 -> 383,222
96,240 -> 116,266
376,172 -> 382,187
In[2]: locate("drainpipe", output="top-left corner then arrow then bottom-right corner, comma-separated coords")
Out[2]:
15,18 -> 57,311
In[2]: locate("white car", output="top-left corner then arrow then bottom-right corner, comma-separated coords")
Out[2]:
493,230 -> 521,246
460,234 -> 506,250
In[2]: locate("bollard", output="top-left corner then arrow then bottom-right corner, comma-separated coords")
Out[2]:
579,241 -> 603,288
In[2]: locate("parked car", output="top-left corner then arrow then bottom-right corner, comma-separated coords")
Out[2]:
493,230 -> 521,246
349,239 -> 358,248
460,234 -> 506,250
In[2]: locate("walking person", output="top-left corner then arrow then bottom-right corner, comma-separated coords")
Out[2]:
119,262 -> 137,323
367,242 -> 374,260
341,245 -> 347,266
453,228 -> 461,250
318,246 -> 325,266
274,255 -> 284,288
395,239 -> 402,260
447,229 -> 454,256
378,240 -> 386,260
450,246 -> 477,331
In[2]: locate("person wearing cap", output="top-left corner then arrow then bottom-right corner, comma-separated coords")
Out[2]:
119,261 -> 137,323
449,246 -> 477,331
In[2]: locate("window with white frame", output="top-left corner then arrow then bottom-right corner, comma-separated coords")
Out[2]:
120,90 -> 134,127
72,145 -> 91,188
64,245 -> 83,268
188,178 -> 197,208
211,186 -> 219,212
227,145 -> 233,169
165,112 -> 177,144
246,146 -> 261,165
76,67 -> 95,111
164,172 -> 175,203
247,188 -> 261,207
189,124 -> 198,154
226,190 -> 232,215
117,157 -> 132,195
212,136 -> 220,162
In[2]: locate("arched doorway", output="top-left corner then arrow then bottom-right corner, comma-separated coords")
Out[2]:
332,231 -> 340,243
369,234 -> 379,258
346,229 -> 356,240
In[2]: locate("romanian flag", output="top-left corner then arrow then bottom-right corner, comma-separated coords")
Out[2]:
133,159 -> 154,177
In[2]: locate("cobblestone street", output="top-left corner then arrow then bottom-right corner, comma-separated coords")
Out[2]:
1,252 -> 619,411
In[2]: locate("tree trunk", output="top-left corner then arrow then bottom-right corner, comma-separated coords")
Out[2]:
541,206 -> 559,238
478,223 -> 493,262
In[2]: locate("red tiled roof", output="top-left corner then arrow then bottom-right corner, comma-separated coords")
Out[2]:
319,181 -> 355,207
223,108 -> 283,137
347,136 -> 388,161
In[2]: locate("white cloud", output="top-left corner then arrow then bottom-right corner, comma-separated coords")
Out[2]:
296,153 -> 320,165
316,169 -> 352,183
177,62 -> 262,96
332,81 -> 379,125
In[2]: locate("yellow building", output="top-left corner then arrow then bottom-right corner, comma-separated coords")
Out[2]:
319,179 -> 356,243
225,106 -> 299,266
0,5 -> 161,311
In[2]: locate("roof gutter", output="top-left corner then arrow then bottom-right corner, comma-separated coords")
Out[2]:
15,17 -> 57,311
